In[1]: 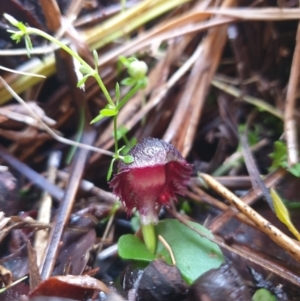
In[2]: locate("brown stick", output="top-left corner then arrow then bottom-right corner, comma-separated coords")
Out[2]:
38,0 -> 97,280
200,173 -> 300,263
208,168 -> 286,232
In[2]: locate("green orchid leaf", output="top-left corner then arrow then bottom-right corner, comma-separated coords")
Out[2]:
252,289 -> 276,301
118,234 -> 156,262
155,220 -> 224,284
118,219 -> 224,285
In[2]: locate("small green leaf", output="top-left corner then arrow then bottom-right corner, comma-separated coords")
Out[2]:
131,137 -> 137,146
118,234 -> 156,262
155,220 -> 224,284
90,107 -> 118,123
3,13 -> 20,27
180,200 -> 192,214
10,32 -> 22,43
252,288 -> 276,301
288,163 -> 300,177
269,141 -> 300,177
24,35 -> 32,57
138,77 -> 148,89
269,141 -> 287,171
77,74 -> 90,88
93,49 -> 99,68
123,155 -> 134,164
121,77 -> 136,86
118,55 -> 136,67
115,82 -> 120,104
18,22 -> 28,33
90,114 -> 106,124
107,158 -> 116,181
101,108 -> 118,117
270,188 -> 300,241
118,55 -> 129,67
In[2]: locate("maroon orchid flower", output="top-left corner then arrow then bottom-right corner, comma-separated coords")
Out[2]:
109,137 -> 192,225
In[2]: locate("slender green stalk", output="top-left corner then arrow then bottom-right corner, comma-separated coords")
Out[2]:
94,73 -> 115,107
26,29 -> 87,67
0,276 -> 28,293
118,82 -> 142,110
23,27 -> 115,108
141,223 -> 156,254
113,115 -> 119,154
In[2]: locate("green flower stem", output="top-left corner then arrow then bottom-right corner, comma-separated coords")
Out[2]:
93,72 -> 115,108
20,27 -> 115,108
117,82 -> 142,110
141,222 -> 156,254
112,82 -> 143,155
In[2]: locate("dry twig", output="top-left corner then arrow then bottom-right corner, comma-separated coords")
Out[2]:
200,173 -> 300,262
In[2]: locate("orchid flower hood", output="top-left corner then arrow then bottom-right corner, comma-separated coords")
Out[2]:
109,137 -> 192,224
